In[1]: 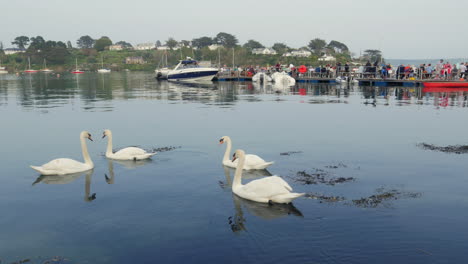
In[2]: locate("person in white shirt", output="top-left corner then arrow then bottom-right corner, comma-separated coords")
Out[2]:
459,63 -> 466,79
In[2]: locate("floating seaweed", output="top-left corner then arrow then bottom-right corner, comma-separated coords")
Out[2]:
417,143 -> 468,154
351,187 -> 421,208
280,151 -> 303,156
289,169 -> 355,186
305,193 -> 346,203
151,146 -> 181,153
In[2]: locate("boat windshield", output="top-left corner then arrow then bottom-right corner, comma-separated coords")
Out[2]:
180,60 -> 199,68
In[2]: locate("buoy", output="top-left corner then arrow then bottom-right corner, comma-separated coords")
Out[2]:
298,65 -> 307,74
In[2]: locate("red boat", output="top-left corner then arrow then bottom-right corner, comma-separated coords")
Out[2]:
423,81 -> 468,88
423,87 -> 468,93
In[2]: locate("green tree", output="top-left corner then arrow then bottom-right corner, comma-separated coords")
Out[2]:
327,40 -> 349,54
94,36 -> 112,51
272,43 -> 290,55
363,49 -> 382,62
308,38 -> 327,55
156,40 -> 162,47
243,39 -> 264,50
28,36 -> 46,51
67,41 -> 73,49
77,35 -> 95,49
192,36 -> 212,49
214,32 -> 238,48
12,36 -> 30,49
165,37 -> 178,50
115,41 -> 132,48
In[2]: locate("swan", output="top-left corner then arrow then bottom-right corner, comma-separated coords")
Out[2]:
30,131 -> 94,175
219,136 -> 273,170
231,149 -> 305,204
103,129 -> 156,160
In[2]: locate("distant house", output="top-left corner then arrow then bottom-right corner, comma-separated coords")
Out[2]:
109,44 -> 124,51
252,48 -> 277,55
283,49 -> 312,57
157,45 -> 180,50
318,54 -> 336,61
4,48 -> 26,55
125,56 -> 145,64
208,44 -> 223,51
135,43 -> 156,50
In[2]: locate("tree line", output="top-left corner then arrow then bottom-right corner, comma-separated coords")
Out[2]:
0,33 -> 382,71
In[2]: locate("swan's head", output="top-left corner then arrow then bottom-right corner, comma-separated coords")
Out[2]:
232,149 -> 245,162
102,129 -> 112,139
81,131 -> 93,141
219,136 -> 229,145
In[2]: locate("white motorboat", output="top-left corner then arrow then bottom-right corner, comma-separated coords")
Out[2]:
155,67 -> 171,80
166,57 -> 218,82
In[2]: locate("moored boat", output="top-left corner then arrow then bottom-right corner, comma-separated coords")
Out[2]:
24,57 -> 38,73
423,81 -> 468,88
166,57 -> 218,82
422,87 -> 468,93
72,58 -> 84,74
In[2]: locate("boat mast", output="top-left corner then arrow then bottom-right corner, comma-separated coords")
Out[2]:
232,48 -> 235,70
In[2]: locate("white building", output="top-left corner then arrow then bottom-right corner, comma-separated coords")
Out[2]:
109,44 -> 124,51
4,48 -> 25,55
252,48 -> 277,55
318,54 -> 336,61
208,44 -> 223,51
283,49 -> 312,57
135,43 -> 156,50
157,45 -> 180,50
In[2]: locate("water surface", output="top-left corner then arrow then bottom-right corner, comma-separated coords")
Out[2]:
1,72 -> 467,264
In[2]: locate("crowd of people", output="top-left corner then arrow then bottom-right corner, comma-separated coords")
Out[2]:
218,59 -> 468,81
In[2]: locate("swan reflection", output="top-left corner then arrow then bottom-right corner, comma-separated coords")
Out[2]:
223,167 -> 303,233
32,170 -> 96,202
109,158 -> 152,169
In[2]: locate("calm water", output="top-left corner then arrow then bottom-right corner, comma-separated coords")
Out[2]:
1,72 -> 468,264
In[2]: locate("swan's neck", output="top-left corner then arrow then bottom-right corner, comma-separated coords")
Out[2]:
232,153 -> 244,188
223,137 -> 232,162
106,133 -> 113,156
81,136 -> 93,166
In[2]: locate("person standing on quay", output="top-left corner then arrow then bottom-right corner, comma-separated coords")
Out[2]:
436,59 -> 444,78
459,63 -> 466,79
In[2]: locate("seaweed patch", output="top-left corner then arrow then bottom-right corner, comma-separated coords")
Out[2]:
351,187 -> 421,208
289,169 -> 355,185
417,143 -> 468,154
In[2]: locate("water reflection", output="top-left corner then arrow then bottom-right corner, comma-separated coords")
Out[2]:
32,170 -> 96,202
1,73 -> 468,111
222,167 -> 303,233
104,158 -> 151,185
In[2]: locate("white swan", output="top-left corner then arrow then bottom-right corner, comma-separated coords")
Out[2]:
231,149 -> 305,204
30,131 -> 94,175
103,129 -> 156,160
219,136 -> 273,170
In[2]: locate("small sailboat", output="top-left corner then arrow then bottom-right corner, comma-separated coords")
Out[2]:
97,55 -> 111,73
41,59 -> 53,73
72,58 -> 84,74
24,57 -> 39,73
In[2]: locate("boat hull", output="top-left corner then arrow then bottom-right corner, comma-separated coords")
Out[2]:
423,87 -> 468,93
167,69 -> 218,82
97,69 -> 111,73
423,81 -> 468,88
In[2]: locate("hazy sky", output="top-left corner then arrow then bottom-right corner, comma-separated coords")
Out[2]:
2,0 -> 467,59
